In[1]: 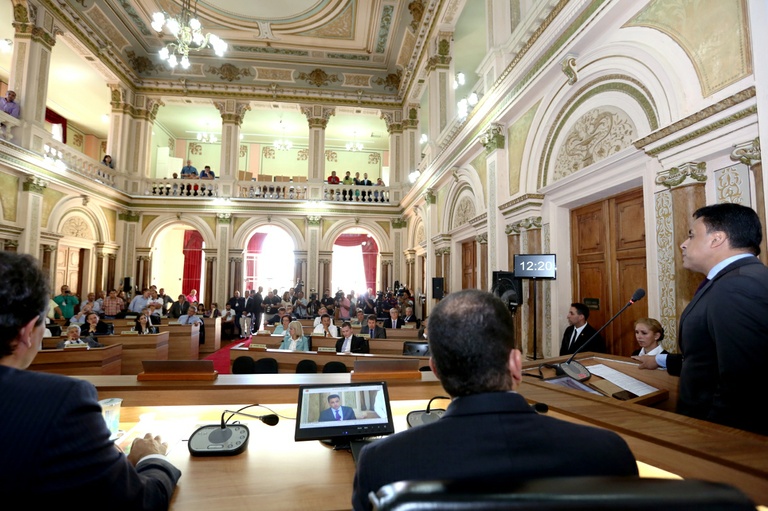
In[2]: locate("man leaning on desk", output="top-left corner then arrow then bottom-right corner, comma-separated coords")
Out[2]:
352,289 -> 638,511
0,252 -> 181,509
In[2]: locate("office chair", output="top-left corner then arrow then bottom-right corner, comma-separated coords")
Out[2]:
295,359 -> 318,373
253,357 -> 279,374
231,356 -> 256,374
322,361 -> 348,373
370,476 -> 757,511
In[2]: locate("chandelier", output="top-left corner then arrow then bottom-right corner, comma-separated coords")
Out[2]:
197,132 -> 218,143
346,131 -> 363,152
151,0 -> 227,69
273,120 -> 292,151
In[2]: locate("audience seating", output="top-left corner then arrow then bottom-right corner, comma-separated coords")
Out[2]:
253,357 -> 279,374
295,359 -> 318,373
370,477 -> 757,511
322,361 -> 348,373
232,356 -> 256,374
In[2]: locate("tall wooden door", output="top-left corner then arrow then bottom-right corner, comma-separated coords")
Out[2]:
56,245 -> 84,297
571,188 -> 647,356
461,240 -> 476,290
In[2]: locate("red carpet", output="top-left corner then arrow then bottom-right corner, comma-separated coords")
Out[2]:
204,338 -> 250,374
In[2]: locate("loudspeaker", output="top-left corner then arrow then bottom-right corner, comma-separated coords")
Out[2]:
492,271 -> 523,307
431,277 -> 444,299
123,277 -> 131,292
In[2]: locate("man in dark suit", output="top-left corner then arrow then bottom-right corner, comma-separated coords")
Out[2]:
352,289 -> 637,511
318,393 -> 357,422
401,305 -> 420,329
227,290 -> 246,337
383,307 -> 405,329
635,203 -> 768,436
249,288 -> 263,333
0,252 -> 181,508
558,302 -> 604,355
336,321 -> 369,353
360,314 -> 386,339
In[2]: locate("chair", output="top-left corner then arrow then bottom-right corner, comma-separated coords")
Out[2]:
253,357 -> 279,374
295,359 -> 318,373
370,477 -> 757,511
322,361 -> 348,373
231,356 -> 256,374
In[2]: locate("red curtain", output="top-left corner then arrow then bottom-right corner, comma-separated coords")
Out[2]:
247,232 -> 268,252
334,234 -> 378,292
182,230 -> 204,296
45,107 -> 68,144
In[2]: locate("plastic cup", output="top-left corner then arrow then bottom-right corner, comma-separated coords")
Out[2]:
99,398 -> 123,439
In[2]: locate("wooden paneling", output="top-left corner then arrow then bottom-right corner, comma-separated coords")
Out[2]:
461,239 -> 476,290
100,332 -> 169,374
30,344 -> 123,375
164,324 -> 200,360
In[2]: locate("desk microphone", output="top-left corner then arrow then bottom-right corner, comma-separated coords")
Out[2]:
188,406 -> 279,456
559,288 -> 645,382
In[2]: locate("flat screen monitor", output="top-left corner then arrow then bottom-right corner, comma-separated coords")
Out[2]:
513,253 -> 557,279
294,381 -> 395,447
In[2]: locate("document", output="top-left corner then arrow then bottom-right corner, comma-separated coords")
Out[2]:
587,364 -> 658,396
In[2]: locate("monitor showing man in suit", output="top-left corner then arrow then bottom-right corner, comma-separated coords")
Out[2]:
319,394 -> 357,422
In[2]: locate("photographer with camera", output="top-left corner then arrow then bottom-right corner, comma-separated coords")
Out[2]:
361,288 -> 376,316
336,289 -> 352,320
321,289 -> 336,317
53,284 -> 79,320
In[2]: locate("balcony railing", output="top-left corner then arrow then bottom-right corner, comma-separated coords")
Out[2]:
0,111 -> 22,142
238,182 -> 309,200
42,138 -> 116,187
323,184 -> 390,203
146,178 -> 220,197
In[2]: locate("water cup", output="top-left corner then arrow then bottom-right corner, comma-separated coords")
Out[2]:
99,397 -> 123,439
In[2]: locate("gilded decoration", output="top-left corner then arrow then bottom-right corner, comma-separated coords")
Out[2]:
731,137 -> 761,166
23,176 -> 47,194
342,74 -> 372,88
263,147 -> 276,159
62,216 -> 93,240
298,1 -> 354,39
655,191 -> 678,348
239,145 -> 247,158
626,0 -> 752,96
368,153 -> 381,165
85,4 -> 130,48
127,50 -> 164,75
189,143 -> 202,156
207,63 -> 252,82
255,68 -> 295,82
325,150 -> 338,162
373,71 -> 402,91
561,54 -> 578,85
297,149 -> 309,161
715,164 -> 749,205
508,102 -> 540,196
298,69 -> 341,87
376,5 -> 394,53
480,124 -> 505,151
408,0 -> 425,31
0,173 -> 18,221
553,107 -> 636,182
416,225 -> 425,245
452,197 -> 475,229
655,162 -> 707,188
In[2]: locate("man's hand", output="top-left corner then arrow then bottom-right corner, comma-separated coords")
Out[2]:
632,354 -> 659,370
127,433 -> 168,466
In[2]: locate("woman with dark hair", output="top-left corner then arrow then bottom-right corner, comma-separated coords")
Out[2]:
273,314 -> 292,336
102,155 -> 114,168
134,314 -> 156,335
83,312 -> 112,336
632,318 -> 667,357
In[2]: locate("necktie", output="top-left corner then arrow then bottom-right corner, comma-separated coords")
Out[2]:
334,409 -> 340,420
695,277 -> 710,295
569,329 -> 578,350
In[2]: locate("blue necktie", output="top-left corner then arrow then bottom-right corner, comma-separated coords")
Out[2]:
334,409 -> 340,420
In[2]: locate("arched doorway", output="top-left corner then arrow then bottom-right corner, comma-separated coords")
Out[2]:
332,230 -> 379,297
244,225 -> 296,294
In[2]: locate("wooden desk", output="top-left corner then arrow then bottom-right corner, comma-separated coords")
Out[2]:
383,327 -> 420,340
200,317 -> 221,354
163,324 -> 200,360
230,346 -> 430,373
100,332 -> 169,374
310,336 -> 405,355
29,344 -> 122,375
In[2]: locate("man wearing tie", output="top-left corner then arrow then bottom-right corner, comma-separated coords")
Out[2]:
335,322 -> 369,353
319,394 -> 356,422
402,306 -> 419,329
558,302 -> 604,356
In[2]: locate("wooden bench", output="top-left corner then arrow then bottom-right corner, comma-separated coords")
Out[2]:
30,344 -> 123,375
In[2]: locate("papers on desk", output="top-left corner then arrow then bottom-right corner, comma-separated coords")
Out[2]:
587,364 -> 658,396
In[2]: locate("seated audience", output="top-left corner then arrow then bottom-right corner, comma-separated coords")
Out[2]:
273,314 -> 292,336
57,324 -> 104,348
383,307 -> 405,329
0,252 -> 181,507
360,314 -> 386,339
168,295 -> 189,318
401,305 -> 419,328
632,318 -> 667,356
351,289 -> 638,511
351,308 -> 366,326
313,313 -> 339,337
220,303 -> 236,339
279,320 -> 309,351
134,314 -> 157,335
336,321 -> 369,354
82,312 -> 112,336
313,306 -> 328,327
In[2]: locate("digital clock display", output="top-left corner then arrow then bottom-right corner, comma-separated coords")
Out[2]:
513,254 -> 556,279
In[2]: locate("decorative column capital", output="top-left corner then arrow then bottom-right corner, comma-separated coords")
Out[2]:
42,244 -> 56,253
423,188 -> 436,204
118,210 -> 140,222
391,217 -> 407,229
506,216 -> 542,235
205,256 -> 217,263
656,162 -> 707,188
215,100 -> 251,126
307,215 -> 322,225
480,123 -> 505,151
475,233 -> 488,244
216,212 -> 232,224
4,240 -> 19,249
731,138 -> 761,166
561,54 -> 578,85
301,105 -> 335,129
229,257 -> 243,264
23,176 -> 47,193
381,110 -> 403,134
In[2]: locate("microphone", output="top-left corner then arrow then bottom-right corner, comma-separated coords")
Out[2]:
188,407 -> 279,456
559,288 -> 645,382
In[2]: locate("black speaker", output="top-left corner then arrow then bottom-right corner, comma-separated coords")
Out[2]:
492,271 -> 523,308
123,277 -> 132,292
432,277 -> 444,299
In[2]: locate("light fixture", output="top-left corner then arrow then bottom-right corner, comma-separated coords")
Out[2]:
197,132 -> 218,143
346,131 -> 363,152
273,119 -> 292,151
453,72 -> 465,89
0,39 -> 12,53
419,134 -> 428,145
409,170 -> 421,183
152,0 -> 227,70
101,114 -> 110,124
457,92 -> 480,121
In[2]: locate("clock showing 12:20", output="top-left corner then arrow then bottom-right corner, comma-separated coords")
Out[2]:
513,254 -> 556,279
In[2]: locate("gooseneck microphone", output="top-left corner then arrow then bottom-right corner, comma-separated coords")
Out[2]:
559,288 -> 645,382
188,405 -> 280,456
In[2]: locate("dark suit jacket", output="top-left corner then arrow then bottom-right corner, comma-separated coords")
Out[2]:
335,335 -> 369,353
402,315 -> 420,329
383,317 -> 405,329
168,300 -> 190,319
360,324 -> 387,339
669,256 -> 768,435
559,323 -> 604,356
352,392 -> 637,511
318,405 -> 356,422
0,366 -> 181,509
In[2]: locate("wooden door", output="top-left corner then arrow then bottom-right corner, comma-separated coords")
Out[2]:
56,245 -> 84,296
461,240 -> 476,290
571,188 -> 647,356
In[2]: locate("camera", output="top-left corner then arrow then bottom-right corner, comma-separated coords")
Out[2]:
335,290 -> 345,301
309,293 -> 317,301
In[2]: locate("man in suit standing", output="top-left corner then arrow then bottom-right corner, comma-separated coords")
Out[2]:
635,203 -> 768,436
319,393 -> 357,422
246,289 -> 263,334
227,291 -> 246,337
383,307 -> 405,329
558,302 -> 604,355
0,252 -> 181,507
335,322 -> 369,353
352,289 -> 637,511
